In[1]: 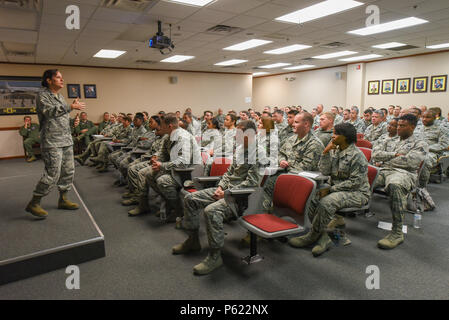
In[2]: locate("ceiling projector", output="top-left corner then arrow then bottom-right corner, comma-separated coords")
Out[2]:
149,20 -> 175,55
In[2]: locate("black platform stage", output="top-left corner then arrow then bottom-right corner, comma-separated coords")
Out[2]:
0,170 -> 105,285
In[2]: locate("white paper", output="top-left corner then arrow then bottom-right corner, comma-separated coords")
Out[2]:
378,221 -> 407,234
93,135 -> 104,139
298,171 -> 321,179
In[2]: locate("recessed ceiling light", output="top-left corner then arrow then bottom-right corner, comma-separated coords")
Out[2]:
426,43 -> 449,49
160,55 -> 195,63
348,17 -> 428,36
214,59 -> 248,66
253,72 -> 269,77
93,49 -> 126,59
283,65 -> 316,70
275,0 -> 364,24
339,54 -> 382,62
372,42 -> 407,49
264,44 -> 312,55
164,0 -> 215,7
259,63 -> 292,69
224,39 -> 272,51
312,50 -> 357,59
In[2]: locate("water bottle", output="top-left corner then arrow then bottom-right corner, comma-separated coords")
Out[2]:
413,210 -> 422,229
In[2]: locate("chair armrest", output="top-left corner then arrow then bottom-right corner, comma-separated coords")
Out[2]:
194,176 -> 222,183
174,167 -> 196,172
227,188 -> 256,195
224,188 -> 256,217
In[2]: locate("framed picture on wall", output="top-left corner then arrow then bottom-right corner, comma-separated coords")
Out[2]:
67,84 -> 81,98
430,75 -> 447,92
381,79 -> 395,94
396,78 -> 411,94
0,76 -> 41,116
368,80 -> 380,95
83,84 -> 97,99
413,77 -> 428,93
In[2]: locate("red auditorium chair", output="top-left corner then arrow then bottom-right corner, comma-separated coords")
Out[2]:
183,157 -> 233,193
236,174 -> 317,264
356,139 -> 372,149
358,147 -> 372,162
357,133 -> 364,141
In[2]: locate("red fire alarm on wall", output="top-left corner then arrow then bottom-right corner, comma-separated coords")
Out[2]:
356,65 -> 361,70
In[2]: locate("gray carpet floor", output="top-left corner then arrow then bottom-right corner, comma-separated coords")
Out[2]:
0,158 -> 448,300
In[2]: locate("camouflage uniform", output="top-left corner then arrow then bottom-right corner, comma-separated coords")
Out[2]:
97,120 -> 111,134
278,125 -> 294,147
109,124 -> 147,169
182,148 -> 260,249
372,134 -> 399,165
419,123 -> 449,187
74,119 -> 96,146
274,121 -> 287,133
262,131 -> 324,211
361,120 -> 371,133
19,123 -> 41,157
334,114 -> 343,125
314,128 -> 333,147
348,118 -> 365,133
32,87 -> 75,197
308,144 -> 370,234
96,124 -> 132,166
144,128 -> 201,213
372,134 -> 427,234
364,122 -> 387,142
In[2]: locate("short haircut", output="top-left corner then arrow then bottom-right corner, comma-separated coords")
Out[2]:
429,107 -> 442,117
158,111 -> 166,115
262,111 -> 272,117
142,111 -> 148,117
210,117 -> 221,130
123,116 -> 132,123
334,122 -> 357,145
80,111 -> 87,116
226,113 -> 237,124
204,110 -> 213,116
103,112 -> 109,115
364,109 -> 373,115
240,110 -> 250,117
255,112 -> 261,117
150,115 -> 161,126
24,115 -> 31,120
399,114 -> 418,127
300,111 -> 314,127
425,109 -> 436,118
41,69 -> 59,88
237,120 -> 257,132
288,110 -> 299,116
322,112 -> 335,122
134,112 -> 144,121
274,109 -> 284,116
411,107 -> 422,116
351,106 -> 359,114
162,113 -> 178,126
380,108 -> 388,116
183,112 -> 192,119
344,109 -> 350,113
373,110 -> 384,117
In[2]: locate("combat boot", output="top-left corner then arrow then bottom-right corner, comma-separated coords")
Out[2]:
172,229 -> 201,254
95,163 -> 103,169
74,154 -> 88,166
25,195 -> 48,219
128,196 -> 150,216
97,164 -> 109,173
26,155 -> 37,163
58,191 -> 79,210
288,230 -> 320,248
121,197 -> 139,206
122,192 -> 135,199
377,225 -> 404,249
326,215 -> 346,232
193,249 -> 223,275
312,232 -> 332,257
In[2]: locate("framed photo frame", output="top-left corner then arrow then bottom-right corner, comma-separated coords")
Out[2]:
396,78 -> 411,94
83,84 -> 97,99
67,84 -> 81,98
430,75 -> 447,92
368,80 -> 380,95
381,79 -> 395,94
413,77 -> 428,93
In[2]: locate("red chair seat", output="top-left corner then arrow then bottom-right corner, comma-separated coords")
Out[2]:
242,214 -> 298,233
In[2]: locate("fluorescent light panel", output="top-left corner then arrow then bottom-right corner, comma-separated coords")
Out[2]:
372,42 -> 407,49
348,17 -> 428,36
340,54 -> 382,62
426,43 -> 449,49
224,39 -> 272,51
93,49 -> 126,59
259,63 -> 292,69
313,50 -> 357,59
253,72 -> 269,76
283,65 -> 316,70
264,44 -> 312,55
165,0 -> 215,7
275,0 -> 364,24
214,59 -> 248,66
160,55 -> 195,63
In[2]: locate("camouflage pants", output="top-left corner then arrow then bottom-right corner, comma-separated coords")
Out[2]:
374,169 -> 415,228
308,191 -> 368,233
183,188 -> 234,249
419,153 -> 438,188
33,146 -> 75,197
118,154 -> 136,178
97,142 -> 113,163
23,137 -> 41,157
146,170 -> 182,212
128,160 -> 151,194
109,150 -> 128,169
84,140 -> 102,157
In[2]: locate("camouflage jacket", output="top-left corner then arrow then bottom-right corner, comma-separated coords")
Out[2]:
135,130 -> 157,150
314,128 -> 333,147
125,125 -> 147,147
113,124 -> 132,142
201,129 -> 222,151
422,123 -> 449,155
158,128 -> 201,171
278,125 -> 295,147
364,122 -> 387,142
74,119 -> 95,135
98,120 -> 111,134
361,120 -> 372,133
19,123 -> 40,140
279,131 -> 324,173
319,143 -> 370,198
36,87 -> 73,148
372,134 -> 427,177
348,118 -> 365,133
216,127 -> 236,155
334,114 -> 343,125
372,134 -> 399,165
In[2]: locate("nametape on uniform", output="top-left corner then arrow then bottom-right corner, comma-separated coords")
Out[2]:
378,221 -> 407,234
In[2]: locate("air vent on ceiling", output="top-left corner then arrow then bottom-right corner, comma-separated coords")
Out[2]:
319,42 -> 348,49
101,0 -> 155,12
135,59 -> 157,64
0,0 -> 40,10
388,45 -> 420,51
205,25 -> 244,35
